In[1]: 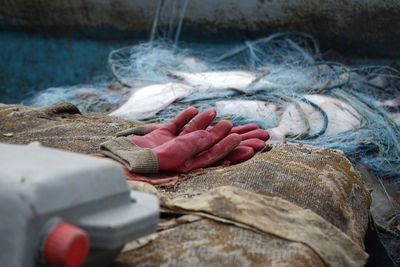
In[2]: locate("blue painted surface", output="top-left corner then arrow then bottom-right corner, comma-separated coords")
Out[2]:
0,31 -> 137,104
0,30 -> 236,104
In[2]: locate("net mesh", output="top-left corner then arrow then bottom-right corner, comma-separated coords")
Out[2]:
107,33 -> 400,186
23,31 -> 400,185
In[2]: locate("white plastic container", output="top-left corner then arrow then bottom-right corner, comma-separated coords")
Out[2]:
0,142 -> 159,267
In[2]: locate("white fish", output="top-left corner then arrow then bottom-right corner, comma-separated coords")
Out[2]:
171,70 -> 284,92
215,100 -> 279,128
269,95 -> 362,141
171,69 -> 322,93
171,70 -> 256,92
110,83 -> 193,120
377,96 -> 400,108
390,113 -> 400,125
376,97 -> 400,126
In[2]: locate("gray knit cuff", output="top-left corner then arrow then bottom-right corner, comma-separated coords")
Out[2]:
100,137 -> 159,174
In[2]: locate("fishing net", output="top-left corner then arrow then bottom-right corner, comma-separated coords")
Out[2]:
107,33 -> 400,185
26,83 -> 127,113
108,33 -> 348,93
108,42 -> 209,87
300,90 -> 400,179
149,0 -> 189,45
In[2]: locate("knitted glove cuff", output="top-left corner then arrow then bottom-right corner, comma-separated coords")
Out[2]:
100,137 -> 158,173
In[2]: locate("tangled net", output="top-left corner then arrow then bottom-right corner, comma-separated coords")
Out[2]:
27,83 -> 127,113
108,32 -> 400,186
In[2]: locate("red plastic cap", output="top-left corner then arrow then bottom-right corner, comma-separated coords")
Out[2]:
43,223 -> 90,267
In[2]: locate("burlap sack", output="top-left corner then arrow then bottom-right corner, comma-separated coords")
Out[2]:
117,144 -> 371,267
0,103 -> 372,266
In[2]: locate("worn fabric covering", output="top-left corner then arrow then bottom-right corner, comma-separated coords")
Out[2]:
115,218 -> 328,267
164,144 -> 371,246
162,186 -> 369,267
0,103 -> 372,266
0,103 -> 138,153
117,144 -> 371,267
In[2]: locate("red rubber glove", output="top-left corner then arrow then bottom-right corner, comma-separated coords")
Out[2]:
129,107 -> 216,148
217,123 -> 270,166
125,107 -> 269,171
153,121 -> 241,172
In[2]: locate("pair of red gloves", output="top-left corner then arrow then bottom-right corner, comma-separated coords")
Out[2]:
127,107 -> 269,173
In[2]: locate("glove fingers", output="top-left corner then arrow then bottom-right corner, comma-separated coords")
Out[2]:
183,133 -> 241,172
155,130 -> 235,172
184,120 -> 233,155
180,108 -> 216,135
218,146 -> 255,166
153,130 -> 211,171
207,119 -> 233,143
230,123 -> 259,134
240,129 -> 270,141
240,139 -> 266,151
162,107 -> 199,134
